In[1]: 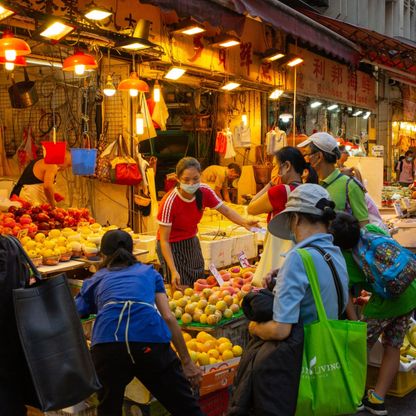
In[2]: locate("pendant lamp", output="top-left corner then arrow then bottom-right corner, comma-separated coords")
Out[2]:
63,50 -> 97,75
0,31 -> 31,61
0,55 -> 26,70
118,71 -> 149,97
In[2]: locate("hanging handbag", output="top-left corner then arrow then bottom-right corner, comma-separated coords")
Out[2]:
10,236 -> 101,411
295,249 -> 367,416
110,134 -> 142,186
95,122 -> 112,183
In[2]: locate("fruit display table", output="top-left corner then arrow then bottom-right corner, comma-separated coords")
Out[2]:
37,259 -> 89,276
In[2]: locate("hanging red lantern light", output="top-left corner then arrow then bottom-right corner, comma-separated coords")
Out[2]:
0,31 -> 31,62
0,55 -> 27,70
63,50 -> 97,75
118,71 -> 149,97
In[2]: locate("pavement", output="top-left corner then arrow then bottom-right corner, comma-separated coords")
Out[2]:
359,389 -> 416,415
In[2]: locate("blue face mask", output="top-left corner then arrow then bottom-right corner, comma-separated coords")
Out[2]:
180,182 -> 200,194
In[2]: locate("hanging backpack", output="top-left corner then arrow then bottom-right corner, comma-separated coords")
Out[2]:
353,231 -> 416,299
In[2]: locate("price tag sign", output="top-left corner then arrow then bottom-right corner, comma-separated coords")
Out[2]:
209,263 -> 224,286
393,201 -> 404,218
403,197 -> 411,209
238,251 -> 250,268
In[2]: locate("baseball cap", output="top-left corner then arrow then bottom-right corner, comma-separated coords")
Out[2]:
101,229 -> 133,256
268,184 -> 334,240
297,132 -> 338,155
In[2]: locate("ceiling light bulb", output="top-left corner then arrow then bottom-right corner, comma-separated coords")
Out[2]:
279,113 -> 293,123
310,101 -> 322,109
242,114 -> 248,126
5,61 -> 14,70
353,110 -> 363,116
75,64 -> 85,75
84,9 -> 112,21
129,89 -> 139,97
164,67 -> 186,80
363,111 -> 371,119
182,26 -> 205,35
219,40 -> 240,48
153,82 -> 161,103
40,22 -> 74,40
221,82 -> 240,91
136,113 -> 144,135
5,49 -> 16,61
0,6 -> 15,21
103,75 -> 116,96
264,53 -> 285,62
327,104 -> 338,111
287,57 -> 303,67
269,89 -> 284,100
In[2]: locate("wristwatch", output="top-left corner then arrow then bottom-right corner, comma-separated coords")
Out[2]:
268,181 -> 275,187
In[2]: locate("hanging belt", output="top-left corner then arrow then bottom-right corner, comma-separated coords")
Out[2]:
103,300 -> 155,363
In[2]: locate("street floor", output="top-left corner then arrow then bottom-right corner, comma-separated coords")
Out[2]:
360,389 -> 416,415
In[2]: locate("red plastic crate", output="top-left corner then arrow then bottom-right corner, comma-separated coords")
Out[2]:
199,388 -> 230,416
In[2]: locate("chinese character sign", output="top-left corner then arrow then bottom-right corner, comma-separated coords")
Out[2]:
287,47 -> 375,110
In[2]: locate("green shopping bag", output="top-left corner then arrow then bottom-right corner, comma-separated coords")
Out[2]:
295,249 -> 367,416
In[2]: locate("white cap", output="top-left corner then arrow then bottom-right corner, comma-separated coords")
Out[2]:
297,132 -> 338,155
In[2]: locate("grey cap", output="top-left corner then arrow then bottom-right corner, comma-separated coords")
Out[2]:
297,132 -> 338,155
268,184 -> 333,240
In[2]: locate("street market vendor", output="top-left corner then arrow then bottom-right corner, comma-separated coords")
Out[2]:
10,151 -> 71,207
157,157 -> 257,290
201,163 -> 241,202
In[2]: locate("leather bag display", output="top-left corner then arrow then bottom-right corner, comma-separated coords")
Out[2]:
11,237 -> 101,411
110,135 -> 142,185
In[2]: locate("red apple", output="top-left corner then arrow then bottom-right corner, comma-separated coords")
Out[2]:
3,217 -> 16,228
19,214 -> 32,225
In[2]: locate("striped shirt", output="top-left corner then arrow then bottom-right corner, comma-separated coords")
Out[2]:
157,185 -> 222,242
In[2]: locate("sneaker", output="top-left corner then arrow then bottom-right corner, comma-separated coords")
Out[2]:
362,396 -> 388,415
356,401 -> 365,412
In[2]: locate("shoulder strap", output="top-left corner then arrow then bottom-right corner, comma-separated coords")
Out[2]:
308,244 -> 344,320
322,172 -> 344,189
283,184 -> 290,198
297,249 -> 328,323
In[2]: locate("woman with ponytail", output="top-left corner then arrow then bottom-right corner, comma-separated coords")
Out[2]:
247,147 -> 317,286
75,230 -> 204,416
157,157 -> 258,290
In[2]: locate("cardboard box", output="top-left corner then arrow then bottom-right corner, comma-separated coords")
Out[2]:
134,235 -> 157,263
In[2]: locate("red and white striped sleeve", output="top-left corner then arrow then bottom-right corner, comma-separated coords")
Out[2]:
200,184 -> 223,209
157,190 -> 177,226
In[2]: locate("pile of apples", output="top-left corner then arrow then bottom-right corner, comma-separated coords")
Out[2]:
0,202 -> 95,237
169,284 -> 251,326
182,331 -> 243,366
194,265 -> 255,294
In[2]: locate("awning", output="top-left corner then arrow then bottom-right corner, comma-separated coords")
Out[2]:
231,0 -> 360,65
301,10 -> 416,79
141,0 -> 361,65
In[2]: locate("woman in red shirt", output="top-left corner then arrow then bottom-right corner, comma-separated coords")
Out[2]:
157,157 -> 257,289
247,147 -> 317,286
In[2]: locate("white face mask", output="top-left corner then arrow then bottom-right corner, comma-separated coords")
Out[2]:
180,182 -> 200,194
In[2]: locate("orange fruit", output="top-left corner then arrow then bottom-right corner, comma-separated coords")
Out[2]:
182,332 -> 192,343
232,345 -> 243,357
208,349 -> 220,359
215,300 -> 227,312
184,287 -> 194,296
173,290 -> 183,300
222,349 -> 234,361
199,313 -> 208,324
182,313 -> 192,325
198,352 -> 210,366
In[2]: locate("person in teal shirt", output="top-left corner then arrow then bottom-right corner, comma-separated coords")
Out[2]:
329,213 -> 416,416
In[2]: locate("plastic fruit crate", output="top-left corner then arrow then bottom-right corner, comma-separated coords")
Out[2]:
367,365 -> 416,397
199,387 -> 230,416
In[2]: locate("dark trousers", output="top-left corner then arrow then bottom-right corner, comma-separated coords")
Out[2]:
92,342 -> 205,416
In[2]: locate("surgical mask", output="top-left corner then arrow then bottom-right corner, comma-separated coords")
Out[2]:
407,157 -> 413,162
277,163 -> 289,178
180,182 -> 200,194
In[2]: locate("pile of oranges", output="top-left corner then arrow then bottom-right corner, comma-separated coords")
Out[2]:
182,331 -> 243,366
